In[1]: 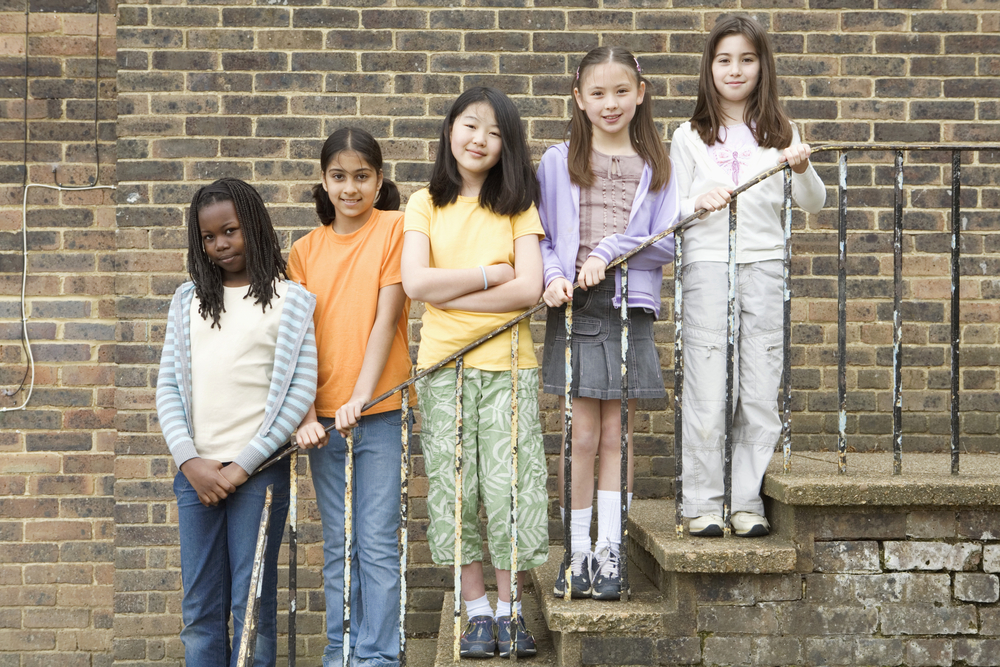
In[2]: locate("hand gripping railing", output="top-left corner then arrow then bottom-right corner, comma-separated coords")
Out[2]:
245,142 -> 998,663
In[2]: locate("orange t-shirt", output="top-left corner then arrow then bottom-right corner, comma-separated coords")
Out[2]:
287,209 -> 414,417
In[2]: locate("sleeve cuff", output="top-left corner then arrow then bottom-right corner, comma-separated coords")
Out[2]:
234,443 -> 270,475
170,439 -> 199,470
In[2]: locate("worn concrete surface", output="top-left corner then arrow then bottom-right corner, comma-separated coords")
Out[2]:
764,452 -> 1000,506
629,499 -> 798,574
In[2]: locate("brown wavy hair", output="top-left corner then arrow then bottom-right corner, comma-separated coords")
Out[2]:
568,46 -> 671,191
690,15 -> 793,150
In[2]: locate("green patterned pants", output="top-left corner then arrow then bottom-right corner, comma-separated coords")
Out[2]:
417,366 -> 549,571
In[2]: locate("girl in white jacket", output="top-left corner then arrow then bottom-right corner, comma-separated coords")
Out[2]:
669,15 -> 826,537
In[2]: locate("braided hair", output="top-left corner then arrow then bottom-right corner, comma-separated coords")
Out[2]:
186,178 -> 287,329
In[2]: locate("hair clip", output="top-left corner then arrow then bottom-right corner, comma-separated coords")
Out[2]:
633,56 -> 641,74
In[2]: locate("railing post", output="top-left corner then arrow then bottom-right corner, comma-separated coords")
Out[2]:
892,150 -> 904,476
236,484 -> 274,667
343,432 -> 354,667
619,261 -> 630,601
950,150 -> 962,475
723,199 -> 737,537
453,356 -> 464,663
509,327 -> 519,660
673,231 -> 684,536
781,167 -> 793,474
288,449 -> 298,667
838,154 -> 848,475
399,388 -> 410,666
562,299 -> 573,597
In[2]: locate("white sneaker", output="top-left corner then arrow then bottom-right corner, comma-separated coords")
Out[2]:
689,514 -> 725,537
731,511 -> 770,537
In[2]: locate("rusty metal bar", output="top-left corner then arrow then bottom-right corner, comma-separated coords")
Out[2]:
723,199 -> 737,537
453,355 -> 464,663
235,484 -> 274,667
781,167 -> 793,474
838,154 -> 848,475
562,298 -> 573,597
288,449 -> 298,667
892,150 -> 904,476
950,150 -> 961,476
399,389 -> 410,666
509,327 -> 519,660
343,432 -> 354,667
673,232 -> 684,536
619,262 -> 630,602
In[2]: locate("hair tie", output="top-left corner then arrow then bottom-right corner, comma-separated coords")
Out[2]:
633,56 -> 641,74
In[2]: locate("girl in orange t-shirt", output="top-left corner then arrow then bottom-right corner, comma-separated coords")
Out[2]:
291,127 -> 412,667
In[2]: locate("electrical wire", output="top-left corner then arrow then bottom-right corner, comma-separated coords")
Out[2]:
1,4 -> 114,411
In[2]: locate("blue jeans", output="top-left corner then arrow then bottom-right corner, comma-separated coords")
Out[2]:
310,411 -> 408,667
174,459 -> 290,667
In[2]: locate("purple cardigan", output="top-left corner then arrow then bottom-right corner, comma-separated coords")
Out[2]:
537,142 -> 679,318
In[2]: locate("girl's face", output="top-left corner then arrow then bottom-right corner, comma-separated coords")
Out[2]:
322,150 -> 383,229
449,101 -> 502,187
711,33 -> 760,120
574,62 -> 645,141
198,199 -> 249,287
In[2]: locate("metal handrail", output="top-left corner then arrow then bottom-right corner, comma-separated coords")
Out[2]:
250,142 -> 999,665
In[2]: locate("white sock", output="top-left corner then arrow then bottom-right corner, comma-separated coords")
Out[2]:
560,505 -> 564,522
494,599 -> 522,619
570,507 -> 592,554
464,594 -> 492,619
594,490 -> 631,552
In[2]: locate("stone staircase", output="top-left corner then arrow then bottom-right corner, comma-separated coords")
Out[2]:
430,498 -> 799,667
430,454 -> 1000,667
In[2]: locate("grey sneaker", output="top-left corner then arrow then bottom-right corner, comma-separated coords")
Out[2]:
591,546 -> 628,600
553,550 -> 593,599
459,615 -> 496,659
731,511 -> 770,537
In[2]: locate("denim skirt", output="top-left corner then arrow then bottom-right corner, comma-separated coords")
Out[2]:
542,283 -> 666,400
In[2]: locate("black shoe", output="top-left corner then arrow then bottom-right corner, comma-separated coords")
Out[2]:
591,546 -> 629,600
553,550 -> 593,599
497,613 -> 537,658
460,615 -> 496,659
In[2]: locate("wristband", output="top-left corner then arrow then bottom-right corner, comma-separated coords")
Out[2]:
480,265 -> 488,290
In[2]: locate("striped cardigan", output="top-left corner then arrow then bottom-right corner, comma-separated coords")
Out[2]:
156,280 -> 318,474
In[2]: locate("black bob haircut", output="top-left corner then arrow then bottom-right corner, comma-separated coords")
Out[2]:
186,177 -> 287,329
428,86 -> 539,216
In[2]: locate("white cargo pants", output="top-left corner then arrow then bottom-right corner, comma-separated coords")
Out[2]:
680,260 -> 783,517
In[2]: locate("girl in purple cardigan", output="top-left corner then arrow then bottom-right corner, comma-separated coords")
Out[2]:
538,46 -> 680,601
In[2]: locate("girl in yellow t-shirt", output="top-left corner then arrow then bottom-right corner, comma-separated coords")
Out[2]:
291,127 -> 412,667
401,86 -> 547,659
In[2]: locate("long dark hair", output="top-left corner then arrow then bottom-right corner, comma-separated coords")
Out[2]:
429,86 -> 539,216
691,15 -> 793,149
312,127 -> 400,226
187,178 -> 286,329
568,46 -> 671,191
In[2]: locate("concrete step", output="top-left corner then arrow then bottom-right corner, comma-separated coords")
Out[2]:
628,498 -> 799,578
530,546 -> 671,667
433,585 -> 557,667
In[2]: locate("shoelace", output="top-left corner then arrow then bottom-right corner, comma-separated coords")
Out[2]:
569,551 -> 589,576
596,548 -> 620,579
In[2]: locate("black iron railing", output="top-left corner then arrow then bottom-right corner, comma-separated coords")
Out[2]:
244,142 -> 999,665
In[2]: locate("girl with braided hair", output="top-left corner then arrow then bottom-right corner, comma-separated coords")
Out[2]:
156,177 -> 318,666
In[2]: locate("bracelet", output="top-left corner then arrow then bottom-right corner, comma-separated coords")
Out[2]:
480,265 -> 488,290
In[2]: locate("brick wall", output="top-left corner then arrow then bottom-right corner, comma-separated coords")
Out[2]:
0,0 -> 998,664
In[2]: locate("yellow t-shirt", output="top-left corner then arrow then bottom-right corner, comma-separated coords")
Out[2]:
403,188 -> 543,372
287,209 -> 413,417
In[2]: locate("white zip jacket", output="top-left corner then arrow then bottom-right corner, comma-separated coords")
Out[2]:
669,121 -> 827,264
